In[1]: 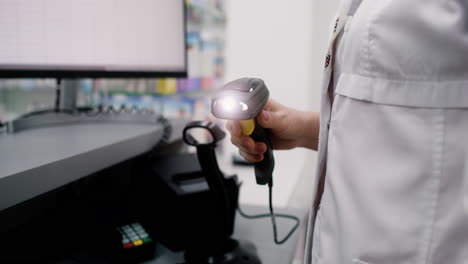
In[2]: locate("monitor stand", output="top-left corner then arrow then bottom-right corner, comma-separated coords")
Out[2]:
5,79 -> 81,133
60,79 -> 79,111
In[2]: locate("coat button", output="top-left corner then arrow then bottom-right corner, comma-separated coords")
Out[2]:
324,53 -> 331,69
333,17 -> 340,33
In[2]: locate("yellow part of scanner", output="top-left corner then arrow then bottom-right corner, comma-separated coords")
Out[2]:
240,119 -> 255,136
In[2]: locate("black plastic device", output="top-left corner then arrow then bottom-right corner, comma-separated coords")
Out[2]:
144,121 -> 261,263
211,78 -> 275,185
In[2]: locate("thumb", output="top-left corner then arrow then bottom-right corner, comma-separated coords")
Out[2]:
256,109 -> 275,129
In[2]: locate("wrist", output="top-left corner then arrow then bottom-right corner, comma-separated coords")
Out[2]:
297,111 -> 320,150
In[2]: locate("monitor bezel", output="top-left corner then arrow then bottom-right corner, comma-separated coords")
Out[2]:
0,0 -> 188,79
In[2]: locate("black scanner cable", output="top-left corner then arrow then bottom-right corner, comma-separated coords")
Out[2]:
237,181 -> 300,245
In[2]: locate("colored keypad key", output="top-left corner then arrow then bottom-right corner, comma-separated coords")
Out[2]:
117,222 -> 153,248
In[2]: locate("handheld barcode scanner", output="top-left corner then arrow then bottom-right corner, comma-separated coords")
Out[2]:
211,78 -> 275,186
211,78 -> 300,246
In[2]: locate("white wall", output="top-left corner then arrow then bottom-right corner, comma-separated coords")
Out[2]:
223,0 -> 340,208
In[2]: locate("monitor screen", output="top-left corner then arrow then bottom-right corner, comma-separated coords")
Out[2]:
0,0 -> 186,78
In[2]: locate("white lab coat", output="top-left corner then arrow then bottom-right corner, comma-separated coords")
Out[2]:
305,0 -> 468,263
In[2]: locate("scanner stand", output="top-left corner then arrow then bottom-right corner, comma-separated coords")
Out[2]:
182,121 -> 261,264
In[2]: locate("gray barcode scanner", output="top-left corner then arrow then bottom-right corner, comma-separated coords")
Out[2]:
211,78 -> 275,186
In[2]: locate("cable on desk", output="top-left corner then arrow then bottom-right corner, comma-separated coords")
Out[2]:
153,115 -> 172,149
237,182 -> 300,245
80,106 -> 172,149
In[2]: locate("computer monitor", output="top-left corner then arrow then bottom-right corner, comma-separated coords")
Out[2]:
0,0 -> 186,78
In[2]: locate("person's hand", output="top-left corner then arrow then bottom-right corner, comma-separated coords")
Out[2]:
226,98 -> 319,162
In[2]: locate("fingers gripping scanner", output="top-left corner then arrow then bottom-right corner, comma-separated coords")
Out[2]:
211,78 -> 275,186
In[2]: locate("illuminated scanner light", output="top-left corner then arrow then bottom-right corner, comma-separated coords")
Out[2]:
219,97 -> 238,113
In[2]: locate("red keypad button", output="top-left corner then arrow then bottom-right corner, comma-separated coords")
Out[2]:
123,243 -> 134,248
